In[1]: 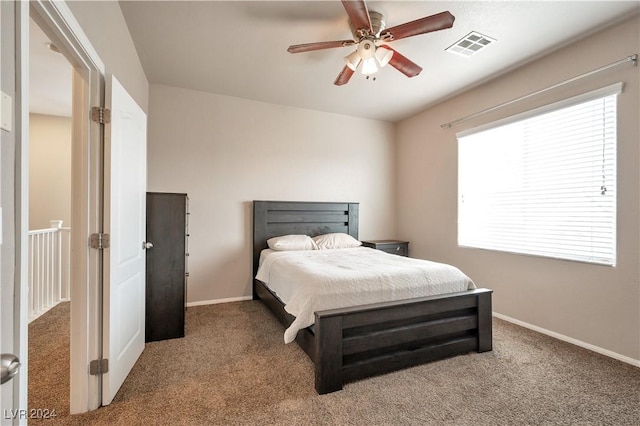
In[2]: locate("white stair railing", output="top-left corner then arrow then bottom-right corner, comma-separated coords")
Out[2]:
28,220 -> 71,322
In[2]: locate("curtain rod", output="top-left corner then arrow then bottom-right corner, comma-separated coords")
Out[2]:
441,53 -> 638,129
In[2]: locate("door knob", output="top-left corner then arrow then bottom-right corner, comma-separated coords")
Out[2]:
143,241 -> 154,250
1,353 -> 21,385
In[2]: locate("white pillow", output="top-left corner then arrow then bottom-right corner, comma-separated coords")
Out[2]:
313,233 -> 362,250
267,234 -> 317,251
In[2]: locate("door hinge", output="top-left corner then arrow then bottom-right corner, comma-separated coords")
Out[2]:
91,107 -> 111,124
90,233 -> 110,250
89,359 -> 109,376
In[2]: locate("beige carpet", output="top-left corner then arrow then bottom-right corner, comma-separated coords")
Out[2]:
28,302 -> 71,421
28,301 -> 639,425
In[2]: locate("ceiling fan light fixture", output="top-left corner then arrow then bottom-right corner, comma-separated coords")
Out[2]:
344,50 -> 362,71
357,40 -> 376,60
375,47 -> 393,67
361,57 -> 379,75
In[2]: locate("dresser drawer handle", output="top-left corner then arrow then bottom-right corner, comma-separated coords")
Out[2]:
396,247 -> 401,251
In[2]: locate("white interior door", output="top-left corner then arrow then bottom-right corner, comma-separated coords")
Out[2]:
102,75 -> 147,405
2,1 -> 28,419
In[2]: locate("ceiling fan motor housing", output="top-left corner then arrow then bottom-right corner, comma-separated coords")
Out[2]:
350,10 -> 386,38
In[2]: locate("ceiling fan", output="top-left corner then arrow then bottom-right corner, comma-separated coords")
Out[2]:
287,0 -> 455,86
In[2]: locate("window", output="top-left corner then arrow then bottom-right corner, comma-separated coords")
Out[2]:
457,83 -> 620,266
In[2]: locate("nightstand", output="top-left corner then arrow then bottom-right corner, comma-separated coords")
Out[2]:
361,240 -> 409,257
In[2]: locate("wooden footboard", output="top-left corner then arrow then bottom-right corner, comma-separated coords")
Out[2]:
255,278 -> 492,395
313,288 -> 493,394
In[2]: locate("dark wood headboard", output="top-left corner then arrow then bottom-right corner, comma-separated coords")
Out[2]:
252,201 -> 359,278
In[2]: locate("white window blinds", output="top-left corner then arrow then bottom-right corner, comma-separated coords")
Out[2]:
457,84 -> 620,265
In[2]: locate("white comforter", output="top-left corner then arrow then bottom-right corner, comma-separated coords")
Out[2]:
255,248 -> 475,343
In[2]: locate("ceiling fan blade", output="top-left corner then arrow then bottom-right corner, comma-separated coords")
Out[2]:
342,0 -> 373,35
334,66 -> 355,86
380,46 -> 423,78
381,11 -> 455,41
288,40 -> 355,54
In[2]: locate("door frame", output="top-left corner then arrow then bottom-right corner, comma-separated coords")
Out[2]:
18,0 -> 105,413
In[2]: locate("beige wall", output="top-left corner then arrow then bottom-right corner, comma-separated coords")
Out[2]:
396,16 -> 640,361
66,0 -> 149,112
147,84 -> 397,303
29,114 -> 71,230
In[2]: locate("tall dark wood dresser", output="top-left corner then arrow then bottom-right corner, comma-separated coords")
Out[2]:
145,192 -> 189,342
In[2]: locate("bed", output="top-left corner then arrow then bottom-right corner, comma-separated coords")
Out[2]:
253,200 -> 492,394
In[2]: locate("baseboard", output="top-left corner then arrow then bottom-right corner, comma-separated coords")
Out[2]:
493,312 -> 640,368
28,298 -> 70,324
186,296 -> 253,307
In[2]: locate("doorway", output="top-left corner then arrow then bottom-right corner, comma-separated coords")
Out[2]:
25,1 -> 106,414
2,1 -> 103,416
7,2 -> 147,416
27,17 -> 74,417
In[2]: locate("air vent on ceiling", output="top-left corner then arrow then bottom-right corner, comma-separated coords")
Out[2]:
446,31 -> 496,57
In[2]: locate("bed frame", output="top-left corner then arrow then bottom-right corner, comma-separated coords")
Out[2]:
253,200 -> 492,394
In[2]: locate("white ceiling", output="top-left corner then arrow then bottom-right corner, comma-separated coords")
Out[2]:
31,1 -> 639,122
30,18 -> 72,117
119,1 -> 638,122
